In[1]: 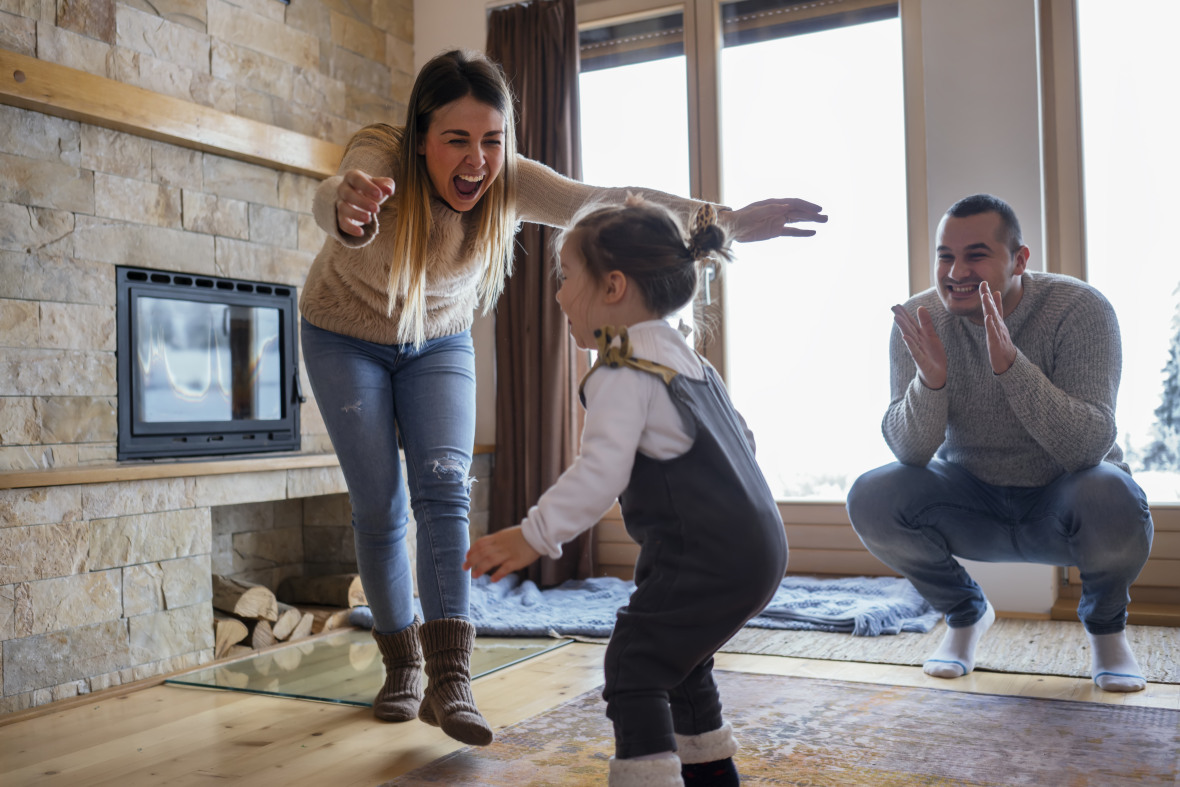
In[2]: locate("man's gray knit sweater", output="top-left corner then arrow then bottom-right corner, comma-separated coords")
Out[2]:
885,271 -> 1129,488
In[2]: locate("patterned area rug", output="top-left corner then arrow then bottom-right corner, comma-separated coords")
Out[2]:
384,670 -> 1179,786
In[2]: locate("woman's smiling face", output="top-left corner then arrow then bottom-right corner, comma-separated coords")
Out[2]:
417,94 -> 505,212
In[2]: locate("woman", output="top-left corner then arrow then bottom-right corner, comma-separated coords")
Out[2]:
299,49 -> 825,747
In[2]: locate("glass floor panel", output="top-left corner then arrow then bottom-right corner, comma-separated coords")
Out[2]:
166,629 -> 572,707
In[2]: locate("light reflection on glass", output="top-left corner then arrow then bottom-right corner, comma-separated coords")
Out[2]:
134,297 -> 282,423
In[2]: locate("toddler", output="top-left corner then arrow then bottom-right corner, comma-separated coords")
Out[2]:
465,197 -> 787,787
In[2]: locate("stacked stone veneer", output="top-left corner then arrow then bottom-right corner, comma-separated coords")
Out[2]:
0,0 -> 427,714
0,453 -> 492,715
0,0 -> 413,144
211,456 -> 492,594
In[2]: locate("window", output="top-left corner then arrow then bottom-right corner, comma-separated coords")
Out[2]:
719,1 -> 906,499
579,10 -> 694,333
579,1 -> 907,500
579,11 -> 689,199
1076,0 -> 1180,502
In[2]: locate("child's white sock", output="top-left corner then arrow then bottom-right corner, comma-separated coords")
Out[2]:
1088,630 -> 1146,692
923,602 -> 995,679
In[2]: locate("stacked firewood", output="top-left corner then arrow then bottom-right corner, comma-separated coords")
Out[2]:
211,573 -> 369,659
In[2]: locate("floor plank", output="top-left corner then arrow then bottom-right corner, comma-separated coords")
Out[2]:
0,643 -> 1174,786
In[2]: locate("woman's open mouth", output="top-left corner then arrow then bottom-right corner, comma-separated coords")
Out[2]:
454,174 -> 485,199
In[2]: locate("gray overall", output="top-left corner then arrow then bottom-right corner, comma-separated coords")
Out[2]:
587,338 -> 788,759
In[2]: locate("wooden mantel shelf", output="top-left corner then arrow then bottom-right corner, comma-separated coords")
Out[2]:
0,453 -> 340,490
0,47 -> 343,178
0,445 -> 493,490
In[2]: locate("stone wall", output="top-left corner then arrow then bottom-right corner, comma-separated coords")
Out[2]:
211,453 -> 493,596
0,450 -> 493,714
0,0 -> 413,145
0,0 -> 425,715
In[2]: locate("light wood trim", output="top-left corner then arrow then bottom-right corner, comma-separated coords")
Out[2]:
1038,0 -> 1087,280
688,0 -> 728,369
779,500 -> 853,525
576,0 -> 682,29
900,0 -> 931,295
0,48 -> 344,179
0,445 -> 494,490
0,453 -> 342,490
1052,599 -> 1180,628
1068,562 -> 1180,590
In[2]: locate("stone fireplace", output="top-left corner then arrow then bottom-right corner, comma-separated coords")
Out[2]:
0,0 -> 421,715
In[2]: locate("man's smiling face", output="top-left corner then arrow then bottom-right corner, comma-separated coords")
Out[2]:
934,211 -> 1028,324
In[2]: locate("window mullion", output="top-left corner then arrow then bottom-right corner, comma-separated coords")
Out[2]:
1039,0 -> 1086,281
686,0 -> 730,368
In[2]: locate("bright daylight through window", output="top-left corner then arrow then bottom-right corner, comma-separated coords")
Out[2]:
579,11 -> 692,333
720,5 -> 906,500
580,3 -> 906,501
1077,0 -> 1180,503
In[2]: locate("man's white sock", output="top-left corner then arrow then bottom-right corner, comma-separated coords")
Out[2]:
923,602 -> 995,679
1088,630 -> 1146,692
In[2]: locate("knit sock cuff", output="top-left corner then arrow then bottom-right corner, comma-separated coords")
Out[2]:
373,617 -> 422,660
420,617 -> 476,652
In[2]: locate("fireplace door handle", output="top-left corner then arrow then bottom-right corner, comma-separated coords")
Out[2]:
293,371 -> 307,404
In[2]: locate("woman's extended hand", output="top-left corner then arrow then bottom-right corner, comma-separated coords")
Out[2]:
336,168 -> 395,237
725,197 -> 828,242
464,526 -> 541,583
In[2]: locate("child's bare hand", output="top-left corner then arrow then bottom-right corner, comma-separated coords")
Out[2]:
464,526 -> 540,582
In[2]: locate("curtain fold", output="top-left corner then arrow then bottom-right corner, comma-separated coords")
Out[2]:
487,0 -> 593,586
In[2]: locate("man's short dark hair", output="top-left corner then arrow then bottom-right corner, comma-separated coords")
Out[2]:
945,193 -> 1023,253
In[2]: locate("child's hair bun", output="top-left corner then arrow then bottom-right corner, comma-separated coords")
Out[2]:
687,204 -> 729,262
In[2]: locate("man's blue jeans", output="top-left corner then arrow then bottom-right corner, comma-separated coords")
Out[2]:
301,318 -> 477,634
846,460 -> 1153,634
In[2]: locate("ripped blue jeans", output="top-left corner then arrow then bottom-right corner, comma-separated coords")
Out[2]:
300,318 -> 476,633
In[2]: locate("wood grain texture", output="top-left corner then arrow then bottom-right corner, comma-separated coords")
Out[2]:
0,48 -> 343,178
0,643 -> 1174,787
0,446 -> 494,490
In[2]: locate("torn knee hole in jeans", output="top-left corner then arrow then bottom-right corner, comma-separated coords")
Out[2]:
431,456 -> 474,492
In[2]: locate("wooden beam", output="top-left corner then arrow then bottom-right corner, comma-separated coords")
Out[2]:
0,445 -> 495,490
0,48 -> 344,179
0,453 -> 341,490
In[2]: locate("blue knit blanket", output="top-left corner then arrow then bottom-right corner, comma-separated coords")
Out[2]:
431,574 -> 939,638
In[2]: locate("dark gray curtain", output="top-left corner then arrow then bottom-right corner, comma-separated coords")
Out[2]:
486,0 -> 593,586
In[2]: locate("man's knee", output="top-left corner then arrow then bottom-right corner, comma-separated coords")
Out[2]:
847,462 -> 914,537
1066,465 -> 1153,565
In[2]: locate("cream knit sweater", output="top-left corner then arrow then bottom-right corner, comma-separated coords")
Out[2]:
300,123 -> 712,345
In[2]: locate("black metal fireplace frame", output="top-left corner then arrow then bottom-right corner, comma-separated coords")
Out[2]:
116,265 -> 302,460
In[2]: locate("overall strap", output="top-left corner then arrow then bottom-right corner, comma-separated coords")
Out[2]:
578,325 -> 679,402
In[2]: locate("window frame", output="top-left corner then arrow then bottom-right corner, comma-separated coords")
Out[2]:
577,0 -> 1179,597
577,0 -> 917,549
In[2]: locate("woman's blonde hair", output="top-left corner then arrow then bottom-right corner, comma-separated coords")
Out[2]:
388,49 -> 519,346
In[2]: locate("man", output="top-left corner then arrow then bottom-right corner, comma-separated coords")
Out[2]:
846,193 -> 1154,692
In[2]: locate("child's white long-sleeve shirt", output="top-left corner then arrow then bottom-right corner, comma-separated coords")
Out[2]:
519,320 -> 755,559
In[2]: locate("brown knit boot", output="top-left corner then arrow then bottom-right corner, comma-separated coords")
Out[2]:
371,617 -> 424,722
417,617 -> 493,746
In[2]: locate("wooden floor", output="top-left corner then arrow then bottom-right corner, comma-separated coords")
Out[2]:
1,642 -> 1177,787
